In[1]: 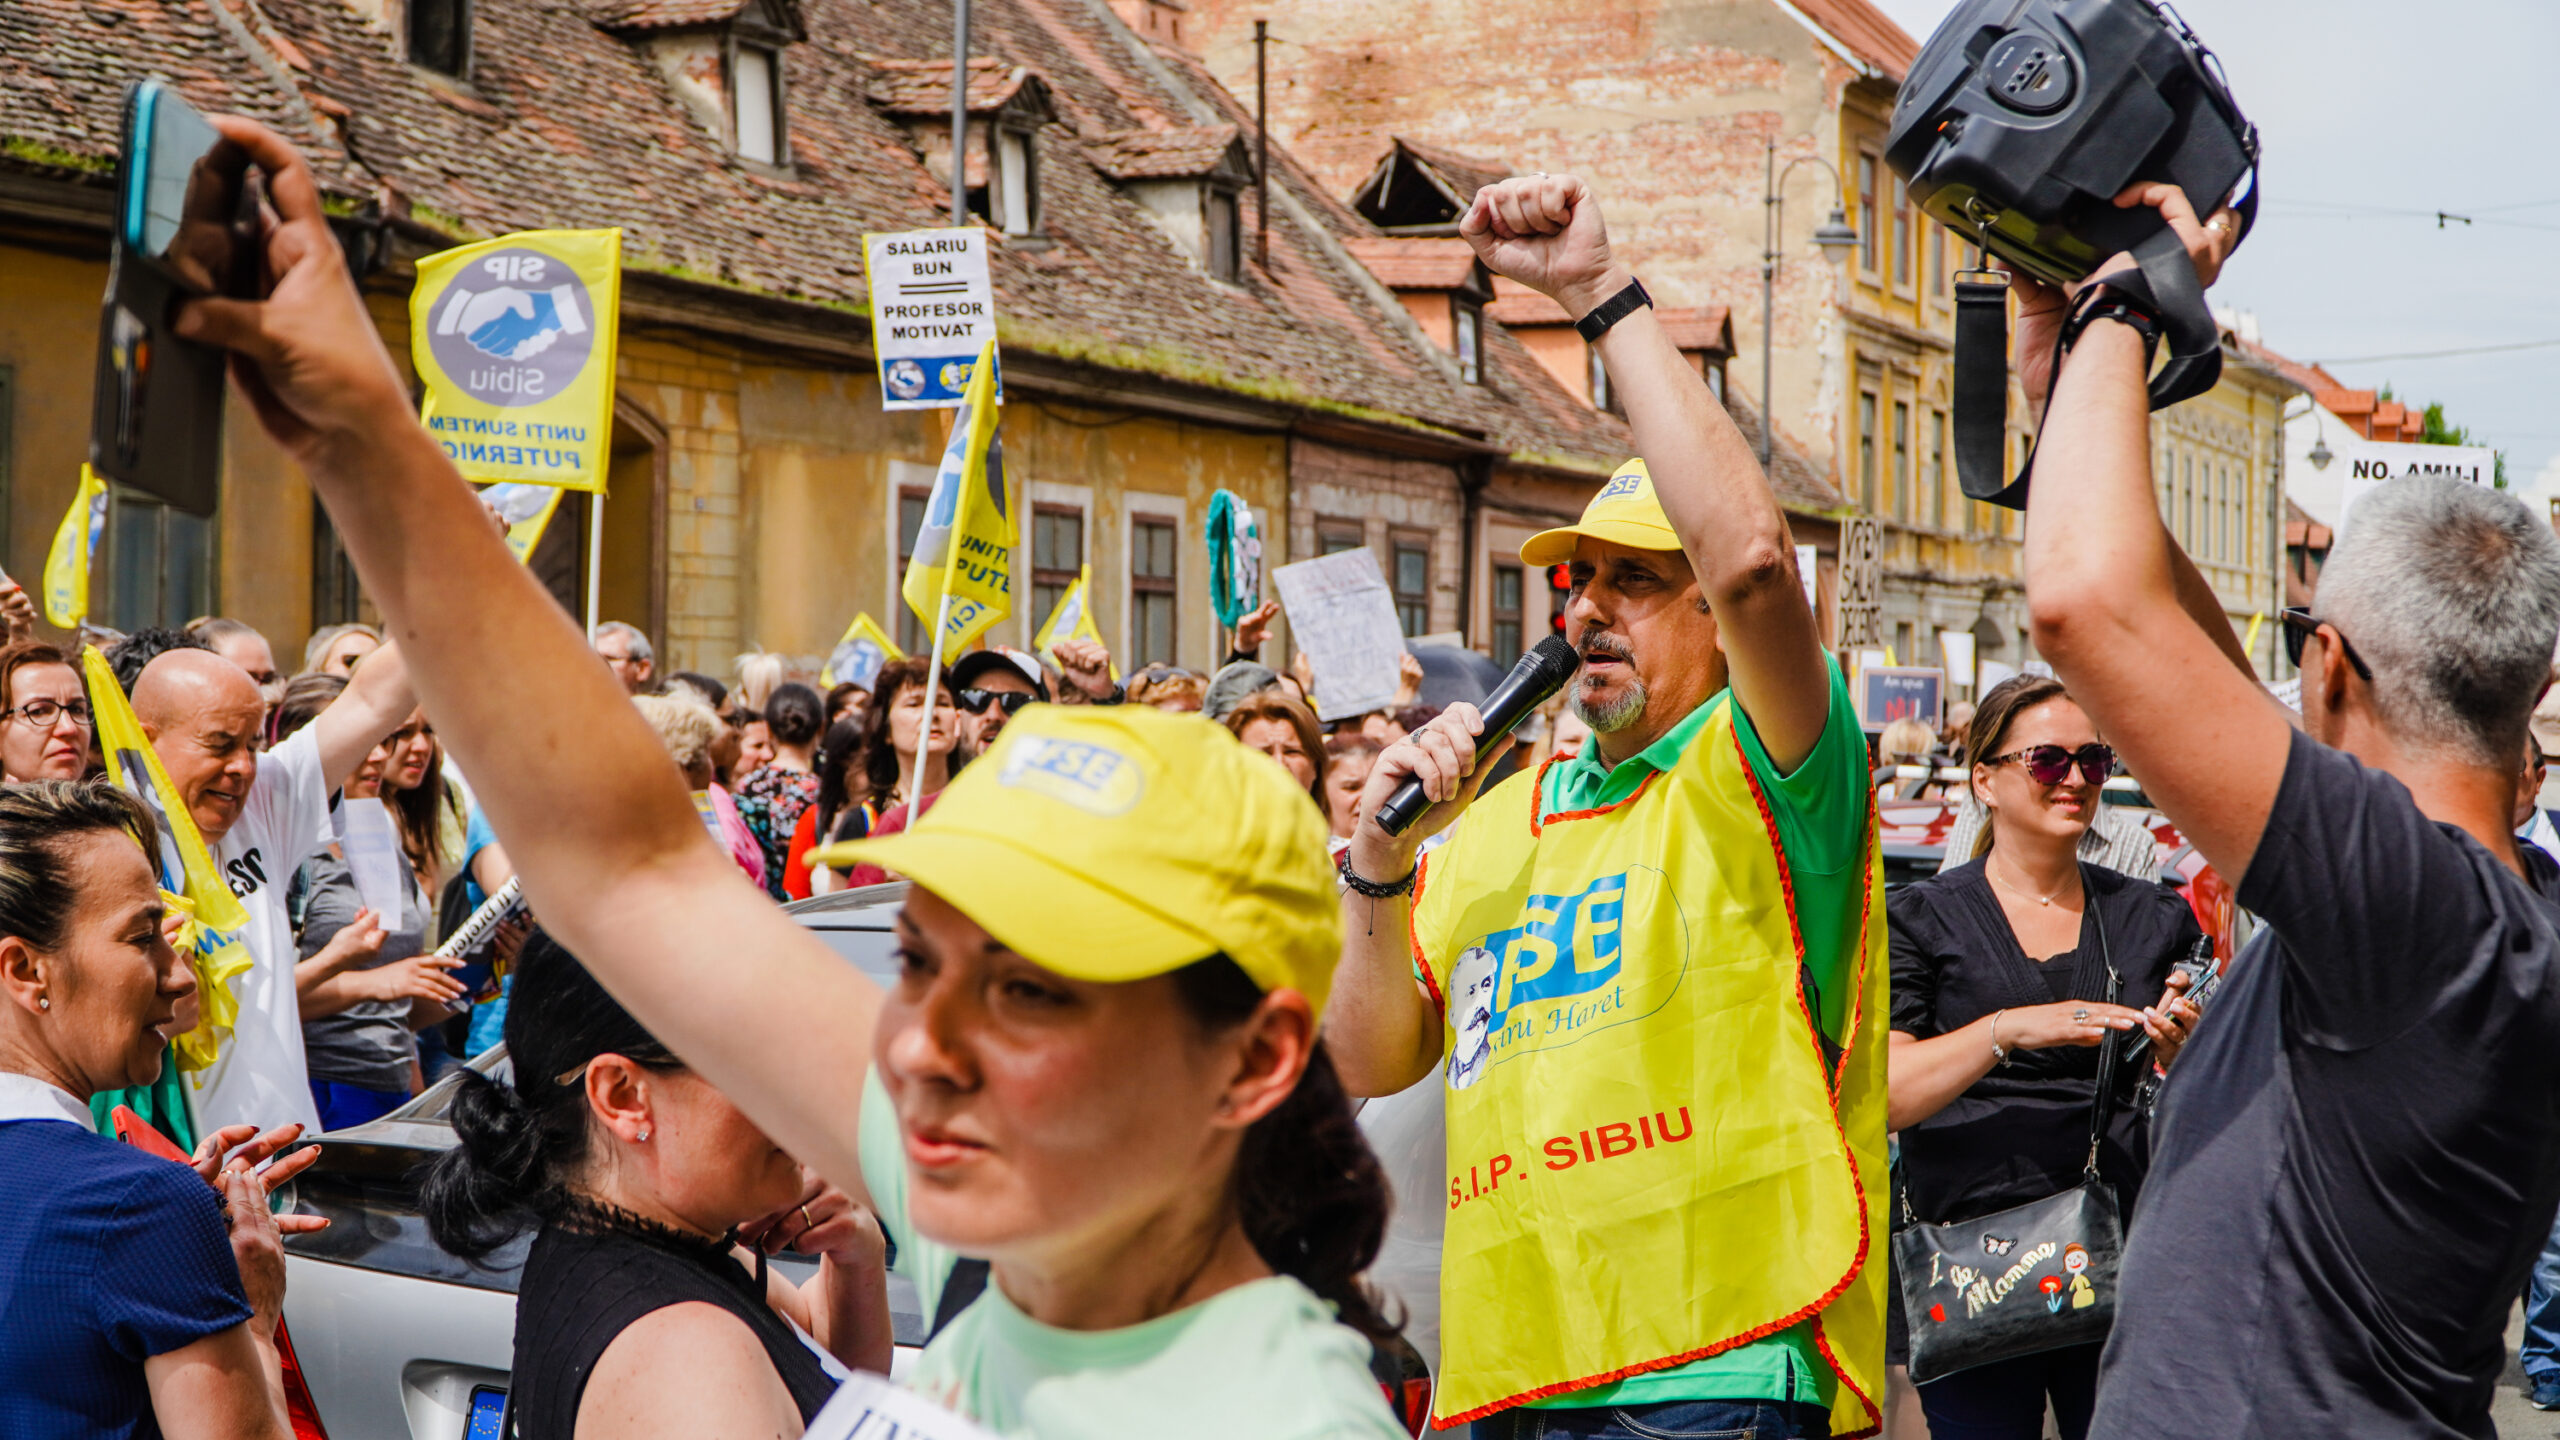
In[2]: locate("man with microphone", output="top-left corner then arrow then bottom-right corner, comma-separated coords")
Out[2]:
1327,174 -> 1885,1439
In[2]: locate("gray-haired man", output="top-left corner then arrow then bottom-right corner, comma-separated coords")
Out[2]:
2019,183 -> 2560,1439
592,621 -> 655,695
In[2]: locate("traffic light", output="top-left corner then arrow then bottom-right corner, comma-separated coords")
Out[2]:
1547,563 -> 1573,635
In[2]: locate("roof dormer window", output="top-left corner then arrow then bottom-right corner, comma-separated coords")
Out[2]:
593,0 -> 804,166
866,58 -> 1057,236
410,0 -> 470,77
1086,126 -> 1255,280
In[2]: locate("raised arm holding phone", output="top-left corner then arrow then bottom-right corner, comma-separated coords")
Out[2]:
174,115 -> 1419,1440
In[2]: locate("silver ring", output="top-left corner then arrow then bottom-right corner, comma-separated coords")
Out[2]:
2072,1008 -> 2090,1023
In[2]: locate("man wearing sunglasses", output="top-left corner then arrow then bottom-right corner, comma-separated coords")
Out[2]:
947,648 -> 1048,753
2018,181 -> 2560,1440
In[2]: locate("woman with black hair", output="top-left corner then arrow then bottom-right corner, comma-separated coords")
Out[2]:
735,682 -> 825,901
422,932 -> 892,1440
783,715 -> 864,900
189,113 -> 1410,1437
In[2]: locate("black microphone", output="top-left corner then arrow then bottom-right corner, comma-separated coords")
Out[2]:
1376,633 -> 1583,837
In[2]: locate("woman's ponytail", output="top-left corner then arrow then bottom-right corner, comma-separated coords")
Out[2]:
1175,956 -> 1400,1343
418,930 -> 684,1260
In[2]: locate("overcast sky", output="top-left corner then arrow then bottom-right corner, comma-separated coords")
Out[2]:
1869,0 -> 2560,497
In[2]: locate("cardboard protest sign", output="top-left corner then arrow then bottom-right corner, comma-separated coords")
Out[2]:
1272,549 -> 1406,722
1857,666 -> 1944,732
412,229 -> 623,491
863,228 -> 999,410
2334,439 -> 2497,543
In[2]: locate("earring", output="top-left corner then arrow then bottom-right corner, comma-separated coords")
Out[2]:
636,1128 -> 650,1142
36,997 -> 47,1011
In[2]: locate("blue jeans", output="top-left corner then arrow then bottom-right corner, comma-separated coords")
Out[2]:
1477,1400 -> 1829,1439
308,1079 -> 410,1132
2522,1201 -> 2560,1382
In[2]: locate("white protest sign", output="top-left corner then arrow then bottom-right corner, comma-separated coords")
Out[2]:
339,798 -> 406,923
1938,629 -> 1976,690
2333,439 -> 2496,543
799,1372 -> 1000,1440
1795,543 -> 1819,617
862,228 -> 1000,411
1272,549 -> 1407,722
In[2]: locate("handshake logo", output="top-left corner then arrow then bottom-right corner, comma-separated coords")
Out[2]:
425,247 -> 597,406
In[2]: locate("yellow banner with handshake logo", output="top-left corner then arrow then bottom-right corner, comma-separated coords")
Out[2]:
411,229 -> 623,492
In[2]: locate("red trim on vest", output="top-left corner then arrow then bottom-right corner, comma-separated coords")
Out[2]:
1527,752 -> 1662,838
1408,853 -> 1445,1020
1814,1315 -> 1884,1440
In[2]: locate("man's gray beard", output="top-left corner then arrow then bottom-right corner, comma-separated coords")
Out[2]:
1570,674 -> 1648,734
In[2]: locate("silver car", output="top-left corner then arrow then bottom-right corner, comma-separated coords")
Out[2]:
273,884 -> 926,1440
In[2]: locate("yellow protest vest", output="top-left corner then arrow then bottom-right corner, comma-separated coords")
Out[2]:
1409,698 -> 1886,1432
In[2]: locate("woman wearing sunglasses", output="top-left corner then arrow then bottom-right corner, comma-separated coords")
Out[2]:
1886,674 -> 2204,1440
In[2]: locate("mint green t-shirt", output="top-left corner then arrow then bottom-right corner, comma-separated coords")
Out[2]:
1525,660 -> 1870,1412
858,1073 -> 1410,1439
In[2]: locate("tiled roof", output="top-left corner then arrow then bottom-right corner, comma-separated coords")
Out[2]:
1488,276 -> 1571,327
0,0 -> 1637,482
866,56 -> 1044,116
1343,235 -> 1478,290
2230,334 -> 2337,395
1081,123 -> 1240,179
587,0 -> 753,32
1657,306 -> 1733,358
1793,0 -> 1921,82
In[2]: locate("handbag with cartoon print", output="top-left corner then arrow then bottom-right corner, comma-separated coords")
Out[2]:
1893,899 -> 2127,1383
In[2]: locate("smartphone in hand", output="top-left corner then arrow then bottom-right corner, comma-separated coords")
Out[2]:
88,80 -> 262,515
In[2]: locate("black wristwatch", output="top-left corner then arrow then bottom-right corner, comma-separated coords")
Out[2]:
1574,276 -> 1653,343
2060,284 -> 2165,365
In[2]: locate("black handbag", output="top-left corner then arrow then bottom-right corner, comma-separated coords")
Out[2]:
1894,889 -> 2128,1383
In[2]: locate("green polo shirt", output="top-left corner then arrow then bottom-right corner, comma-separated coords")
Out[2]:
1524,660 -> 1869,1413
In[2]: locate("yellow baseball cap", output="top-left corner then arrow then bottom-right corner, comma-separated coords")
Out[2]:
1519,458 -> 1680,565
808,705 -> 1344,1012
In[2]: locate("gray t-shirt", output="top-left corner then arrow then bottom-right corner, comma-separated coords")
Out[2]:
294,850 -> 428,1094
2094,730 -> 2560,1439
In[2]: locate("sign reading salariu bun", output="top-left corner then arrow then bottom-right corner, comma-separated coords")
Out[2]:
409,229 -> 624,491
863,227 -> 1000,410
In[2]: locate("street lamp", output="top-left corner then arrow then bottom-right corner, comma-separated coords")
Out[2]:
1760,139 -> 1859,470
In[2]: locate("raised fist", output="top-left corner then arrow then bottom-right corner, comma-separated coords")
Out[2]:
1458,174 -> 1624,320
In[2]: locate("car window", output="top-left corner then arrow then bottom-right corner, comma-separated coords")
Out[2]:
807,923 -> 902,989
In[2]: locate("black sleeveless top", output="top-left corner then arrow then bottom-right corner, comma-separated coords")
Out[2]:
508,1208 -> 839,1440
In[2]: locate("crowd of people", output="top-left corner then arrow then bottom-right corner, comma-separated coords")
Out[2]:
9,107 -> 2560,1440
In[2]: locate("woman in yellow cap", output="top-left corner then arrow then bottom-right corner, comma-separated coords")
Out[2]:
177,115 -> 1408,1440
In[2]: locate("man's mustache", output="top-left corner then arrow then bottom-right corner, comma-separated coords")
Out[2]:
1579,631 -> 1634,665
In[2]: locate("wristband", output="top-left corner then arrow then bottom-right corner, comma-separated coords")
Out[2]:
2060,284 -> 2164,367
1573,276 -> 1653,344
1989,1009 -> 2011,1067
1337,847 -> 1417,899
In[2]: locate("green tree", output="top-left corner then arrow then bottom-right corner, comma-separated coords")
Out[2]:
2418,401 -> 2508,487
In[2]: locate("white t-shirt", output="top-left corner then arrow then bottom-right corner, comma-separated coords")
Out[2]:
186,728 -> 333,1135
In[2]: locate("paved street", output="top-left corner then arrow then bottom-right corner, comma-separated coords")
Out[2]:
2499,1302 -> 2553,1436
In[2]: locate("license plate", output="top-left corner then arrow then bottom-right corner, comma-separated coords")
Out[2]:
466,1385 -> 507,1440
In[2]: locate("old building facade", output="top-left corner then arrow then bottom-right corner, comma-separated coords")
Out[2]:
1,0 -> 1631,676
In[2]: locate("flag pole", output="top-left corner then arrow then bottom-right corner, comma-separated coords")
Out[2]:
584,491 -> 605,639
909,590 -> 955,818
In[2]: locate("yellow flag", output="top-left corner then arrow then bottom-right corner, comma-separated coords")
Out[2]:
411,229 -> 623,491
820,612 -> 904,689
43,465 -> 108,629
1032,566 -> 1117,680
900,341 -> 1011,655
81,648 -> 254,1073
480,482 -> 570,564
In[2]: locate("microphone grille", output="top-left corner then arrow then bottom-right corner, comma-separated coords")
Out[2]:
1526,632 -> 1581,684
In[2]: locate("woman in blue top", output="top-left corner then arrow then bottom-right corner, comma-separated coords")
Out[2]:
0,780 -> 330,1440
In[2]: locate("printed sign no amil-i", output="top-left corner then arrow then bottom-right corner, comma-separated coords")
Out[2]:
409,229 -> 623,492
863,228 -> 999,411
